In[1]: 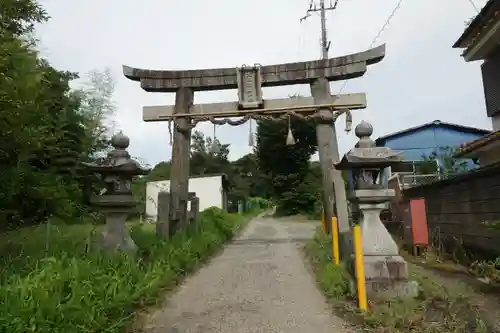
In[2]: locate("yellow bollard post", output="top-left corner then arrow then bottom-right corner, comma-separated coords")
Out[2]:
353,224 -> 368,311
331,217 -> 340,264
321,210 -> 326,234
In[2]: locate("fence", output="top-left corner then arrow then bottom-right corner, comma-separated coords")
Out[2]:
399,173 -> 457,189
403,163 -> 500,256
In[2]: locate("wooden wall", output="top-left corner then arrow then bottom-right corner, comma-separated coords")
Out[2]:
403,162 -> 500,255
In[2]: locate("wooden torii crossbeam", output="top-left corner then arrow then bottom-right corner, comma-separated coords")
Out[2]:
123,45 -> 384,92
142,93 -> 367,121
123,44 -> 385,239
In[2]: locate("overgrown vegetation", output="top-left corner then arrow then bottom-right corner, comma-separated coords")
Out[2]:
141,130 -> 275,213
245,196 -> 272,213
144,118 -> 324,217
473,222 -> 500,284
304,229 -> 495,333
417,233 -> 500,286
0,2 -> 266,331
0,208 -> 253,333
256,118 -> 322,216
470,257 -> 500,284
0,0 -> 116,229
304,231 -> 352,299
419,146 -> 470,175
393,221 -> 500,287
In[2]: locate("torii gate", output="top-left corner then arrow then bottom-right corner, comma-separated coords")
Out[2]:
123,44 -> 385,239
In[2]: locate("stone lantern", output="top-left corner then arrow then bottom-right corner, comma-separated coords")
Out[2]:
336,120 -> 418,298
83,131 -> 149,254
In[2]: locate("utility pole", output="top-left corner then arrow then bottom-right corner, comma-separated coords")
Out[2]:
319,0 -> 330,59
300,0 -> 338,59
301,0 -> 351,247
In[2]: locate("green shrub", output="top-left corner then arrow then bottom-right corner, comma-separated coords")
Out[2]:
245,197 -> 271,213
304,229 -> 352,299
0,207 -> 250,333
307,200 -> 323,220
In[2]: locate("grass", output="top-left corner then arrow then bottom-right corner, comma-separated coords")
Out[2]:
304,229 -> 496,333
391,222 -> 500,286
414,247 -> 500,286
0,207 -> 256,333
391,231 -> 500,288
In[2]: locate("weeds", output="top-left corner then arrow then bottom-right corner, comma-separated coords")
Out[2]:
392,224 -> 500,287
471,257 -> 500,284
0,207 -> 253,333
304,231 -> 351,299
304,228 -> 495,333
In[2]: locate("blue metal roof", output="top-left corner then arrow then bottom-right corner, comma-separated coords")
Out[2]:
374,120 -> 491,145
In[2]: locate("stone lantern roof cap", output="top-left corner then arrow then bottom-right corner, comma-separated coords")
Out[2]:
111,131 -> 130,149
83,131 -> 149,175
354,120 -> 375,148
335,120 -> 403,170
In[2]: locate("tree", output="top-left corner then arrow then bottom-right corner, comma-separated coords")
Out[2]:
190,130 -> 231,176
147,161 -> 171,182
141,129 -> 274,214
0,1 -> 114,228
421,146 -> 469,176
255,117 -> 318,215
0,0 -> 48,37
0,32 -> 81,226
231,153 -> 271,199
75,67 -> 116,158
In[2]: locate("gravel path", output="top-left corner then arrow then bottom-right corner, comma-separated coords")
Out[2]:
141,216 -> 355,333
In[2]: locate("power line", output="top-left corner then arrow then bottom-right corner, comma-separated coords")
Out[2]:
335,0 -> 483,96
366,0 -> 405,49
467,0 -> 481,12
337,0 -> 405,94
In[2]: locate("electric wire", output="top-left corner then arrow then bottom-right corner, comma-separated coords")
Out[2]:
467,0 -> 481,12
336,0 -> 405,95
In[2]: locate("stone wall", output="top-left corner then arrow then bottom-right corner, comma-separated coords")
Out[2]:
403,162 -> 500,256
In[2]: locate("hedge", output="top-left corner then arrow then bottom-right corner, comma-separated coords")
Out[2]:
0,207 -> 252,333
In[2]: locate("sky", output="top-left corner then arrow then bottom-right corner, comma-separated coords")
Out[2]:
36,0 -> 490,167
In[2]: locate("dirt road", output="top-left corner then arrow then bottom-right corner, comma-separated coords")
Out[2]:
141,216 -> 355,333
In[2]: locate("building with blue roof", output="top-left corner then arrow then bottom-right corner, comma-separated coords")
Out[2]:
375,120 -> 490,187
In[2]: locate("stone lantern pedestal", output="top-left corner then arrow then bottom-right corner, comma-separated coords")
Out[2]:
90,195 -> 140,254
353,189 -> 417,298
83,131 -> 149,254
337,121 -> 418,299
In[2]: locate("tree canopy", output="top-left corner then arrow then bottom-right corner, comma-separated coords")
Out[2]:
142,118 -> 323,216
256,118 -> 321,216
0,0 -> 116,229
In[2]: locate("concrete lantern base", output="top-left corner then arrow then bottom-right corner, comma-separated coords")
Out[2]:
363,255 -> 419,299
100,213 -> 137,254
356,190 -> 418,299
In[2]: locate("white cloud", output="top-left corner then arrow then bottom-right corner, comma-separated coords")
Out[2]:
36,0 -> 491,165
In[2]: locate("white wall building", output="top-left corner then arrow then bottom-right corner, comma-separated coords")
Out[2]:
145,174 -> 228,222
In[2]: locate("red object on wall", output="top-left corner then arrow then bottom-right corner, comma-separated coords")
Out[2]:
401,198 -> 429,248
